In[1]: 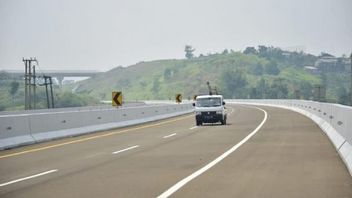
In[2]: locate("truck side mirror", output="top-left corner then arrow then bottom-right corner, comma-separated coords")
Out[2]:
223,101 -> 226,105
192,103 -> 195,107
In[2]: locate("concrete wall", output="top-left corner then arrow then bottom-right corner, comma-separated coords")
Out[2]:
0,102 -> 146,116
229,99 -> 352,176
0,103 -> 194,150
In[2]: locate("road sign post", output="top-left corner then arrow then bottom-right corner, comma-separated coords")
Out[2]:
193,95 -> 198,101
112,91 -> 122,107
176,94 -> 182,103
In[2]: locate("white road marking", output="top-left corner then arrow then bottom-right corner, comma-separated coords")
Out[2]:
189,126 -> 198,130
157,106 -> 268,198
163,133 -> 177,139
112,145 -> 140,155
0,169 -> 58,187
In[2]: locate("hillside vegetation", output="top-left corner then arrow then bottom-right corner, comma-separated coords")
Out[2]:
0,73 -> 98,111
75,46 -> 345,103
1,46 -> 350,111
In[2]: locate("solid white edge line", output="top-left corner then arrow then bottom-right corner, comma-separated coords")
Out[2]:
189,126 -> 198,130
0,169 -> 58,187
157,106 -> 268,198
112,145 -> 140,154
163,133 -> 177,139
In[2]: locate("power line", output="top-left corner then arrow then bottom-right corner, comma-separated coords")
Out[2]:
23,57 -> 55,110
23,57 -> 37,110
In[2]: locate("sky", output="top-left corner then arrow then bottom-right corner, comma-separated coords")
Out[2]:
0,0 -> 351,71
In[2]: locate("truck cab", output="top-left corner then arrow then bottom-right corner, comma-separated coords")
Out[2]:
193,95 -> 227,126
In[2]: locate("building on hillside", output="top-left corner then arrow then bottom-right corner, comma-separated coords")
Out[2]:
304,66 -> 319,75
314,53 -> 346,72
342,58 -> 351,71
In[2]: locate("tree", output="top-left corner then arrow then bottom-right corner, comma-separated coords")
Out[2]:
222,49 -> 229,55
287,51 -> 310,67
258,45 -> 268,56
299,81 -> 313,99
252,63 -> 263,75
265,60 -> 280,75
249,87 -> 259,99
9,81 -> 19,102
185,45 -> 195,59
267,78 -> 288,99
55,92 -> 87,108
164,68 -> 172,80
257,78 -> 267,98
220,70 -> 248,98
337,86 -> 349,105
320,72 -> 328,87
0,71 -> 10,83
243,47 -> 257,55
152,78 -> 160,95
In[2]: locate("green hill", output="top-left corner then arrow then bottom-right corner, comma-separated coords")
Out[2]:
1,46 -> 350,111
75,49 -> 324,101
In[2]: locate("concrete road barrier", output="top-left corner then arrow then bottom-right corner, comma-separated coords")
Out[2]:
0,103 -> 193,150
0,115 -> 34,149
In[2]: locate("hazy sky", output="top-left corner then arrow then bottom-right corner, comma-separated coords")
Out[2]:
0,0 -> 351,71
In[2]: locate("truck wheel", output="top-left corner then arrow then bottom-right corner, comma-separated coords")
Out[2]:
221,118 -> 226,125
196,121 -> 202,126
223,115 -> 227,125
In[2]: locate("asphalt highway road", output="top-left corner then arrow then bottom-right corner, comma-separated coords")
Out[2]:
0,105 -> 351,198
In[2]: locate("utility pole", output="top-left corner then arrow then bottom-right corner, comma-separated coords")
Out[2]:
24,59 -> 28,109
41,75 -> 55,108
24,57 -> 55,109
49,76 -> 54,108
23,57 -> 38,110
44,77 -> 50,108
33,65 -> 36,109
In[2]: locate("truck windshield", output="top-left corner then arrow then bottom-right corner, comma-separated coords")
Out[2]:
196,98 -> 222,107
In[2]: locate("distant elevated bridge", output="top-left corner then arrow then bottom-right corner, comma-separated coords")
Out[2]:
1,69 -> 102,84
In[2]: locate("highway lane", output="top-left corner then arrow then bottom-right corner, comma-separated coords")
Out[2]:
170,106 -> 352,198
0,105 -> 351,197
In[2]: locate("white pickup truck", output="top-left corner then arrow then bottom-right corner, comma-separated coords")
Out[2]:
193,95 -> 227,126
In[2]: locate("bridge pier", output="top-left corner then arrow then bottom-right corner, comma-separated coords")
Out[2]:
56,76 -> 64,86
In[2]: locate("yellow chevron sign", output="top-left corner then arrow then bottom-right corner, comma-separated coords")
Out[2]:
176,94 -> 182,103
112,91 -> 122,106
193,95 -> 198,101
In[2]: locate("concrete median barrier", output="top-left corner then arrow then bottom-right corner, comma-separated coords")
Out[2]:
0,103 -> 193,150
0,115 -> 34,149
